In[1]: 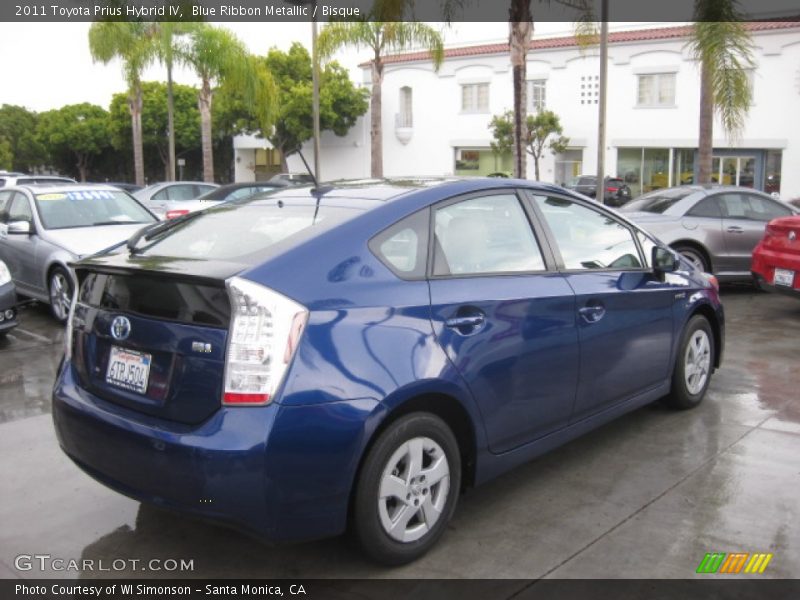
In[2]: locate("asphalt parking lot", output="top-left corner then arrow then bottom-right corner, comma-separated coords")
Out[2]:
0,287 -> 798,580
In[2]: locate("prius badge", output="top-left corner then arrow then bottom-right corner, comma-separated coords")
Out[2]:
110,316 -> 131,341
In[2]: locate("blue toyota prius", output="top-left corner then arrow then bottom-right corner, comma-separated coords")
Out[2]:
53,178 -> 724,565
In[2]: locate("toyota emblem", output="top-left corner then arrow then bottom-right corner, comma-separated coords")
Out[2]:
110,316 -> 131,341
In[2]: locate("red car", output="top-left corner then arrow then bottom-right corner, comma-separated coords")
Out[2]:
752,216 -> 800,297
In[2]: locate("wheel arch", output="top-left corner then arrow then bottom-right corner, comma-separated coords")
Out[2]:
347,387 -> 480,530
44,260 -> 73,302
688,303 -> 723,369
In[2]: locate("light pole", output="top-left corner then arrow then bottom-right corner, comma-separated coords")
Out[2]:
311,9 -> 321,182
595,0 -> 609,204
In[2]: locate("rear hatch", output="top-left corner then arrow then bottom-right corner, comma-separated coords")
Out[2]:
70,254 -> 241,425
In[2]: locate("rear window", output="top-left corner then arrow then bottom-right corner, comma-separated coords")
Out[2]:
139,201 -> 362,261
621,189 -> 694,214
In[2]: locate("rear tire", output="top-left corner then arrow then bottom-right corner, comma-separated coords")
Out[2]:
352,413 -> 461,566
673,245 -> 710,273
48,266 -> 72,323
663,315 -> 714,410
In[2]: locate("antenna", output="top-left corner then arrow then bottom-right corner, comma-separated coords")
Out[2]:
296,149 -> 318,189
296,149 -> 332,222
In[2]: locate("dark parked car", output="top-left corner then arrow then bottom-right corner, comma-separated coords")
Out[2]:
565,175 -> 632,207
160,182 -> 288,219
53,178 -> 724,565
752,215 -> 800,297
268,172 -> 315,186
0,259 -> 19,338
105,182 -> 143,194
620,185 -> 797,281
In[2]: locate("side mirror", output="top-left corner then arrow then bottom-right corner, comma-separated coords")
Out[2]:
7,221 -> 32,235
652,246 -> 679,274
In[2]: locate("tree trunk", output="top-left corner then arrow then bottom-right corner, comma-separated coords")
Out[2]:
129,85 -> 145,187
533,155 -> 540,181
697,59 -> 714,185
509,7 -> 533,180
199,79 -> 214,183
167,60 -> 176,182
76,155 -> 88,182
280,151 -> 289,174
370,51 -> 384,179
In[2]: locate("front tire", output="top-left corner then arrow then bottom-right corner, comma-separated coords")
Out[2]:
663,315 -> 714,410
352,413 -> 461,566
48,266 -> 72,323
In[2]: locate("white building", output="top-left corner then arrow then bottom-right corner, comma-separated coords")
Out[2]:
234,21 -> 800,200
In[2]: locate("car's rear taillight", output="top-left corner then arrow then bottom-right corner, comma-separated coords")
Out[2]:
222,277 -> 308,406
606,186 -> 619,193
166,209 -> 190,219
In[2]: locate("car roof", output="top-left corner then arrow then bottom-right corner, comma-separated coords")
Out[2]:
246,176 -> 570,205
11,183 -> 134,194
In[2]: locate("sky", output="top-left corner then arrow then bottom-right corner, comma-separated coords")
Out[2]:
0,21 -> 591,112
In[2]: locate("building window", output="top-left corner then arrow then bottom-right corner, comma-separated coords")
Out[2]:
454,147 -> 512,176
528,79 -> 546,112
461,83 -> 489,112
398,86 -> 413,128
637,73 -> 676,107
580,75 -> 599,105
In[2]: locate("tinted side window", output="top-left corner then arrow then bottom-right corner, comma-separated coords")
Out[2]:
718,193 -> 748,218
743,194 -> 792,221
9,194 -> 33,223
369,208 -> 429,279
0,190 -> 13,222
688,196 -> 722,218
533,196 -> 643,270
433,194 -> 545,276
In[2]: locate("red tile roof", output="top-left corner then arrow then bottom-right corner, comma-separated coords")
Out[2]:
359,21 -> 800,68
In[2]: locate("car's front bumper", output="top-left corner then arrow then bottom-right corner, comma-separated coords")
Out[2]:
52,360 -> 375,542
0,281 -> 19,333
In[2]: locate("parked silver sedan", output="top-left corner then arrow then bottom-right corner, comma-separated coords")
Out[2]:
0,185 -> 158,321
620,185 -> 797,281
133,181 -> 219,219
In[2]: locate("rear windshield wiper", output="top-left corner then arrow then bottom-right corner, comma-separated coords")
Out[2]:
127,211 -> 203,254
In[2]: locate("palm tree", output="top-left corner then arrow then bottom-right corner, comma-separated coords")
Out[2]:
180,24 -> 248,183
147,21 -> 192,182
88,22 -> 152,186
318,22 -> 444,178
689,1 -> 754,184
508,4 -> 533,179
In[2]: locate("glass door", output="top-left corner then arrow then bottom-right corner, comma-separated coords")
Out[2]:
714,155 -> 757,187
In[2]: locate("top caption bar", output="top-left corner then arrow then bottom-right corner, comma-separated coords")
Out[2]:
3,0 -> 800,22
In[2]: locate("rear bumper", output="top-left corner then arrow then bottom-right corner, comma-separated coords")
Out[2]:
752,245 -> 800,297
53,361 -> 377,542
752,272 -> 800,298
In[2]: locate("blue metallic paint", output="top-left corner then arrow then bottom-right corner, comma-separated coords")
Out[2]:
52,178 -> 724,545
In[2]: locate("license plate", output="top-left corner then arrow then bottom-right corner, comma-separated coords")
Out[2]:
106,346 -> 151,394
774,268 -> 795,287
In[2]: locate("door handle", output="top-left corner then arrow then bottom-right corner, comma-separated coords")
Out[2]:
726,226 -> 744,233
579,304 -> 606,324
445,315 -> 485,329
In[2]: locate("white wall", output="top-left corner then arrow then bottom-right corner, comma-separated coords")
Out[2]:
232,26 -> 800,200
370,26 -> 800,199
